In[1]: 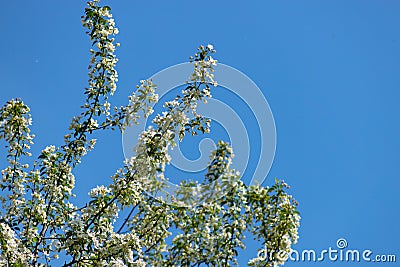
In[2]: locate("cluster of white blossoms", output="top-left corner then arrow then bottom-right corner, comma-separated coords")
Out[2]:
247,180 -> 301,267
125,45 -> 219,201
190,44 -> 218,87
0,99 -> 33,198
0,222 -> 33,265
0,0 -> 300,266
123,79 -> 159,129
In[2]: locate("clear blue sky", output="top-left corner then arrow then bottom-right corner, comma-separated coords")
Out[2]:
1,1 -> 400,266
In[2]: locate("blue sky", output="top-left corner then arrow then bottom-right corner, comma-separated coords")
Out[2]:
1,0 -> 400,266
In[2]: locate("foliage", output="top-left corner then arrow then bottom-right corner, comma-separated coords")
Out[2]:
0,0 -> 300,266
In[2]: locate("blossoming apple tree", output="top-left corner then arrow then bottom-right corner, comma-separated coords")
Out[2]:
0,0 -> 300,266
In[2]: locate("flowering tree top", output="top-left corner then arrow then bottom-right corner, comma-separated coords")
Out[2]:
0,1 -> 299,266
